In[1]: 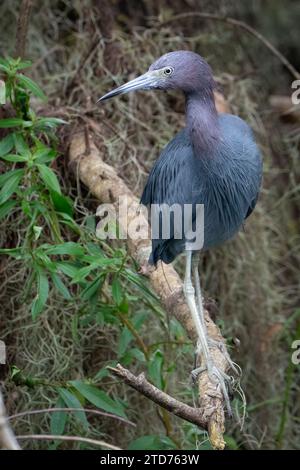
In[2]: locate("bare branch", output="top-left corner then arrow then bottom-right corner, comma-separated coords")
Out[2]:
68,119 -> 235,449
159,12 -> 300,80
108,364 -> 206,428
16,434 -> 120,449
0,389 -> 21,450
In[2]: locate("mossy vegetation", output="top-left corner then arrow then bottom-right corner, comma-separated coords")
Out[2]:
0,0 -> 299,450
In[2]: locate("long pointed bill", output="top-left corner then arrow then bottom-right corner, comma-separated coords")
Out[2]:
98,70 -> 160,102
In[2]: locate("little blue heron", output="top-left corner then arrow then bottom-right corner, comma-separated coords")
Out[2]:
99,51 -> 262,403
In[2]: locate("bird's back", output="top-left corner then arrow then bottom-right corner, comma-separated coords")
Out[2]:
141,113 -> 262,264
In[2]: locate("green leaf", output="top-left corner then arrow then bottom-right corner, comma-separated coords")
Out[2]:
71,263 -> 99,283
33,147 -> 56,164
0,80 -> 6,104
128,347 -> 146,362
31,268 -> 49,319
112,277 -> 122,305
50,190 -> 73,217
118,327 -> 133,357
0,58 -> 9,67
44,242 -> 84,257
50,397 -> 67,436
33,225 -> 43,240
0,154 -> 27,162
0,169 -> 18,186
224,435 -> 239,450
58,388 -> 88,430
0,199 -> 17,220
13,133 -> 30,157
124,269 -> 158,301
34,117 -> 67,131
18,74 -> 47,101
0,247 -> 22,258
56,262 -> 80,278
0,118 -> 27,128
0,64 -> 9,74
51,272 -> 72,300
128,435 -> 177,450
0,168 -> 24,204
0,134 -> 14,156
69,381 -> 126,418
37,164 -> 61,193
81,276 -> 102,301
148,350 -> 164,389
15,60 -> 32,70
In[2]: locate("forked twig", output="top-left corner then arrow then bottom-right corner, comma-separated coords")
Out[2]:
108,364 -> 206,427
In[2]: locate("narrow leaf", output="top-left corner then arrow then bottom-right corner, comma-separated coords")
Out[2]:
44,242 -> 84,257
31,269 -> 49,319
0,200 -> 17,220
50,397 -> 67,436
81,276 -> 102,301
51,272 -> 72,300
50,190 -> 73,217
56,262 -> 80,278
1,154 -> 27,162
58,388 -> 88,429
37,164 -> 61,194
0,134 -> 14,156
148,350 -> 164,389
112,277 -> 122,305
18,74 -> 47,101
13,133 -> 30,157
0,118 -> 26,128
69,381 -> 126,418
0,169 -> 23,204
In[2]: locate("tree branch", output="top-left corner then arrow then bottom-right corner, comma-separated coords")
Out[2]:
108,364 -> 207,428
158,12 -> 300,80
68,95 -> 235,449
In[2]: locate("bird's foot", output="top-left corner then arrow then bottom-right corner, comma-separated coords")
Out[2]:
208,339 -> 241,376
191,356 -> 233,417
191,366 -> 206,383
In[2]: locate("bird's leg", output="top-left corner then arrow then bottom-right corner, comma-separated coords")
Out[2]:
183,250 -> 211,370
184,251 -> 232,414
192,253 -> 240,376
192,252 -> 206,332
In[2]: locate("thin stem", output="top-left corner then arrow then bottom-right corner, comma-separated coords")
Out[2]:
8,407 -> 135,427
117,311 -> 149,360
16,434 -> 120,450
15,0 -> 33,59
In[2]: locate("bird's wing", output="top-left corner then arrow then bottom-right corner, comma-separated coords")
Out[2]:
141,130 -> 197,264
141,129 -> 194,207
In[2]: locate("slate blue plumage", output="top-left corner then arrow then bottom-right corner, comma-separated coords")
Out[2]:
100,50 -> 262,267
99,50 -> 262,402
141,114 -> 262,264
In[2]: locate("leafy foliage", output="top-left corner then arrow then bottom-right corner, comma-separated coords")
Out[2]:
0,56 -> 183,450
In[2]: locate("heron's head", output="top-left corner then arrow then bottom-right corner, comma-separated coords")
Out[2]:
98,51 -> 215,102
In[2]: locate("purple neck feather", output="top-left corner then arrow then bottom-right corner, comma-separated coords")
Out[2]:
185,89 -> 220,154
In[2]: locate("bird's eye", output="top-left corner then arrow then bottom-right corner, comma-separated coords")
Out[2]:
164,67 -> 174,76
